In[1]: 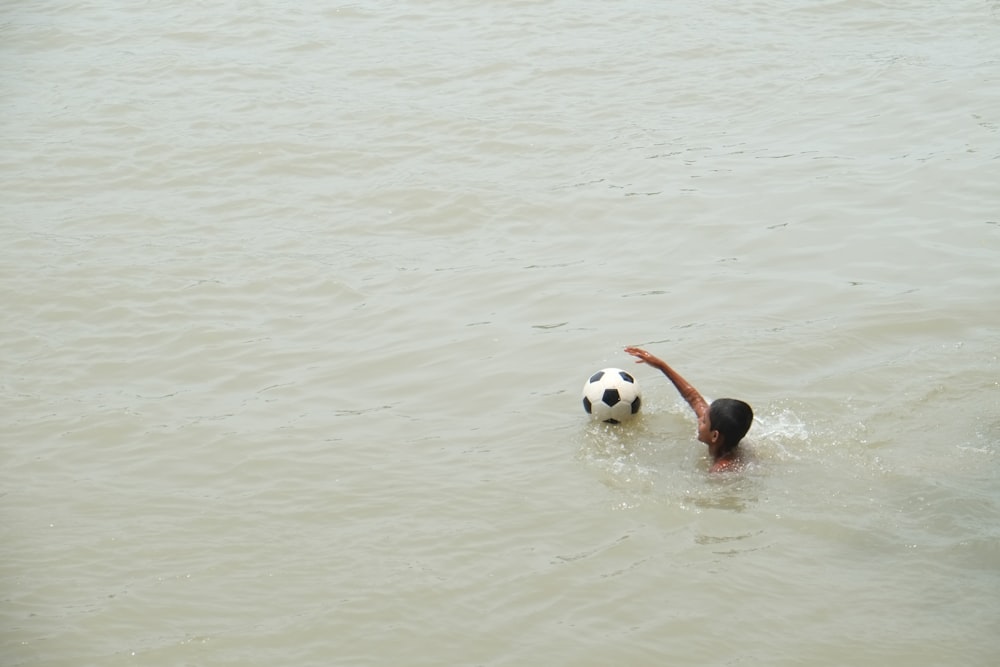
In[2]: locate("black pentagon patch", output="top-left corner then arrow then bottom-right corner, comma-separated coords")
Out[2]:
589,370 -> 605,383
582,396 -> 593,414
602,388 -> 621,406
631,396 -> 641,414
605,418 -> 621,424
618,371 -> 635,383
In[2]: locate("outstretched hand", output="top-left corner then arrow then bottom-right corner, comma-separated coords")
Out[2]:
623,345 -> 707,416
624,346 -> 655,365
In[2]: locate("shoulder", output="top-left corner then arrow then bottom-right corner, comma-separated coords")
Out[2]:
709,456 -> 741,473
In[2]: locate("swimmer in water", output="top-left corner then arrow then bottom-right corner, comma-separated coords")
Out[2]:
624,346 -> 753,472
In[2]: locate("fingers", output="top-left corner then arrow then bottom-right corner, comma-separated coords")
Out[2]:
624,346 -> 649,363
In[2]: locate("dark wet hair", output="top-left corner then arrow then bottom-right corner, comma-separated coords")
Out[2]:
709,399 -> 754,453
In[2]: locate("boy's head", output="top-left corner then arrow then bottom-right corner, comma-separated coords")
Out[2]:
700,399 -> 754,452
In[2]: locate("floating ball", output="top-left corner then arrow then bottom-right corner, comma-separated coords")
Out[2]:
581,368 -> 642,424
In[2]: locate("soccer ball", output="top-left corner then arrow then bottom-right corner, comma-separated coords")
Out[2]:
582,368 -> 642,424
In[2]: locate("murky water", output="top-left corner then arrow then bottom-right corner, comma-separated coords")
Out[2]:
2,1 -> 999,665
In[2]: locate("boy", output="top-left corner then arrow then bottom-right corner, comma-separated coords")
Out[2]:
624,346 -> 753,472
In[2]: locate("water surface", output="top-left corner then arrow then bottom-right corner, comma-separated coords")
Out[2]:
2,1 -> 999,665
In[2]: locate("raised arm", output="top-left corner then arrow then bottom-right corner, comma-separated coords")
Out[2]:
624,346 -> 709,418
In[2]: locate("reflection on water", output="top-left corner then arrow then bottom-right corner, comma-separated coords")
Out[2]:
693,530 -> 769,557
686,473 -> 759,514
